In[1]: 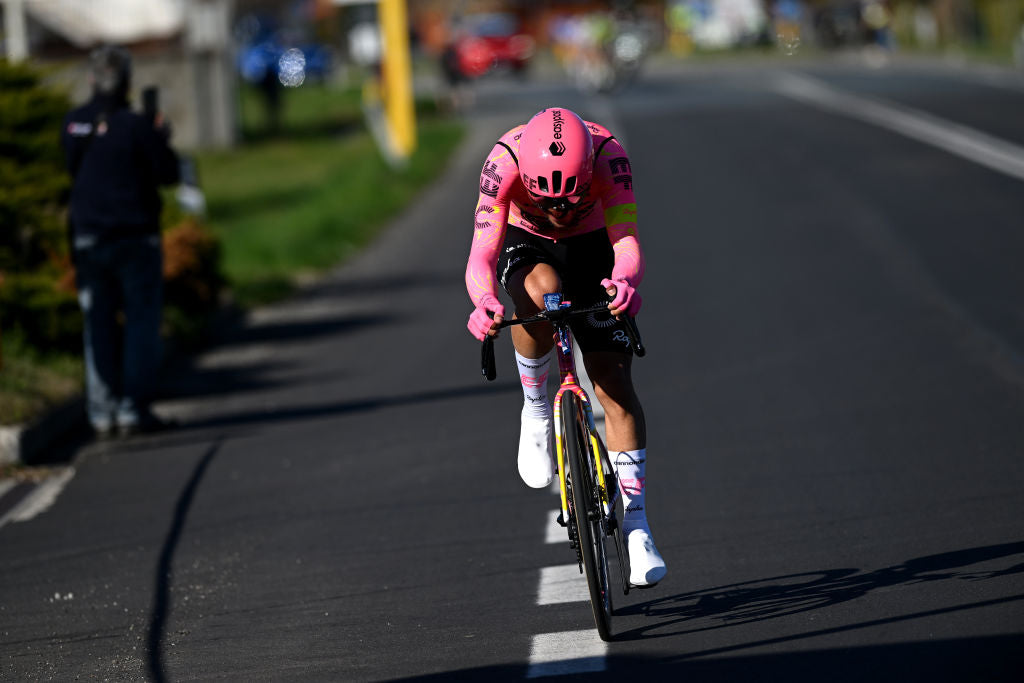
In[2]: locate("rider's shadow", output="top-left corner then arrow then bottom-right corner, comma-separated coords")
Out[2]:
613,541 -> 1024,641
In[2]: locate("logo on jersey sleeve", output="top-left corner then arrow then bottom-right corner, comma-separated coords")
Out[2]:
480,161 -> 502,197
610,157 -> 632,189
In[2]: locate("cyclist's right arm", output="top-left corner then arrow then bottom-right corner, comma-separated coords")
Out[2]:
466,142 -> 518,340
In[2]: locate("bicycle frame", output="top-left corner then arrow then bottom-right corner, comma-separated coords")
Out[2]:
479,292 -> 643,639
480,293 -> 642,526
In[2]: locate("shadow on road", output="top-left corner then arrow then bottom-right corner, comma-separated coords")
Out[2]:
84,382 -> 519,458
154,270 -> 464,405
383,544 -> 1023,680
613,541 -> 1024,646
225,312 -> 396,346
157,312 -> 396,402
387,633 -> 1023,681
175,381 -> 520,432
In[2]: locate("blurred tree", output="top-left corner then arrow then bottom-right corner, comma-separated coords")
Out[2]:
0,60 -> 81,353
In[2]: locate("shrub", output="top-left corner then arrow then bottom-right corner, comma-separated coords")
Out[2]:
0,59 -> 79,353
162,218 -> 224,348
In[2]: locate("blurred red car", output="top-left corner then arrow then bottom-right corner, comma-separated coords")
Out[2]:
451,13 -> 535,79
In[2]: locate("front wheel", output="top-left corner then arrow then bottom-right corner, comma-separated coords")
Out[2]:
563,393 -> 613,641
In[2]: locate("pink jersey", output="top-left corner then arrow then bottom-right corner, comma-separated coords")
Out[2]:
465,120 -> 644,309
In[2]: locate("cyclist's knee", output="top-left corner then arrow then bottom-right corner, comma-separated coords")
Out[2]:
510,263 -> 561,313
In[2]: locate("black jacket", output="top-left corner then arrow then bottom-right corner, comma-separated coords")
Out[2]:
62,93 -> 180,244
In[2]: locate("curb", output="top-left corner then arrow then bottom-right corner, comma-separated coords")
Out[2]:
0,396 -> 87,466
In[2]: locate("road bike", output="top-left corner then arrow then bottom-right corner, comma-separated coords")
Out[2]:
481,293 -> 645,641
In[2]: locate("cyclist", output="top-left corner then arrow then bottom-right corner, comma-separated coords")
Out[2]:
465,107 -> 666,587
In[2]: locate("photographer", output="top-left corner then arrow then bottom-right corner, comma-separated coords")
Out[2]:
61,46 -> 180,437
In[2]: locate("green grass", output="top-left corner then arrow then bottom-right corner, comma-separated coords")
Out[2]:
198,96 -> 464,307
0,333 -> 81,426
237,80 -> 364,141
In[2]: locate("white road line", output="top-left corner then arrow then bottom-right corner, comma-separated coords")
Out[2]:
0,480 -> 16,498
527,630 -> 608,678
537,563 -> 590,605
775,72 -> 1024,183
545,509 -> 564,544
0,468 -> 75,530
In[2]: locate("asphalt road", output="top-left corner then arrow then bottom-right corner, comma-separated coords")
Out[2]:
2,55 -> 1023,681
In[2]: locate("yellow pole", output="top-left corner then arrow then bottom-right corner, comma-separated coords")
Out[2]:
378,0 -> 416,161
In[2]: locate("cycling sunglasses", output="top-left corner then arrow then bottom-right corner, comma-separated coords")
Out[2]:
528,185 -> 589,213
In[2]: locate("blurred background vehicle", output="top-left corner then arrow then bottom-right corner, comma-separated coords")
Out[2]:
447,12 -> 535,80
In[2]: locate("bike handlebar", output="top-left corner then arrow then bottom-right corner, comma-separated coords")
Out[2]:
481,299 -> 645,381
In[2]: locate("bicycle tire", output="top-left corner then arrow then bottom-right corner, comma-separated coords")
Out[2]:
563,393 -> 614,641
599,441 -> 630,596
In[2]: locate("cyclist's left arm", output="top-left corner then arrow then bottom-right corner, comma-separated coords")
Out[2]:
597,137 -> 645,315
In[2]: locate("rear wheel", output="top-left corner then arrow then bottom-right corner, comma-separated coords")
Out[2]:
563,393 -> 613,641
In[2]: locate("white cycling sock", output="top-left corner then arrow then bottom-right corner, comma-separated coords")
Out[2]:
614,449 -> 648,532
515,349 -> 553,419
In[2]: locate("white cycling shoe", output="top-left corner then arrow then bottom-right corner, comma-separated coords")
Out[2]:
518,412 -> 555,488
626,528 -> 667,587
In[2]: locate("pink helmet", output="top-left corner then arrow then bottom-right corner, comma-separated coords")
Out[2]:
518,108 -> 594,199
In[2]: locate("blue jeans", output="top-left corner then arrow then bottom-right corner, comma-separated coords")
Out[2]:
75,235 -> 164,429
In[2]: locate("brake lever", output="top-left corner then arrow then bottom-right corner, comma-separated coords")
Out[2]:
482,336 -> 497,381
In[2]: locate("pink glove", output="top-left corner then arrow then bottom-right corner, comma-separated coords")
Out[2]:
601,278 -> 642,317
467,294 -> 505,341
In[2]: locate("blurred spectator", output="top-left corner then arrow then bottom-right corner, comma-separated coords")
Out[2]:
440,24 -> 474,112
61,46 -> 180,437
773,0 -> 805,54
861,0 -> 893,49
666,0 -> 698,55
239,37 -> 284,132
260,63 -> 283,132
